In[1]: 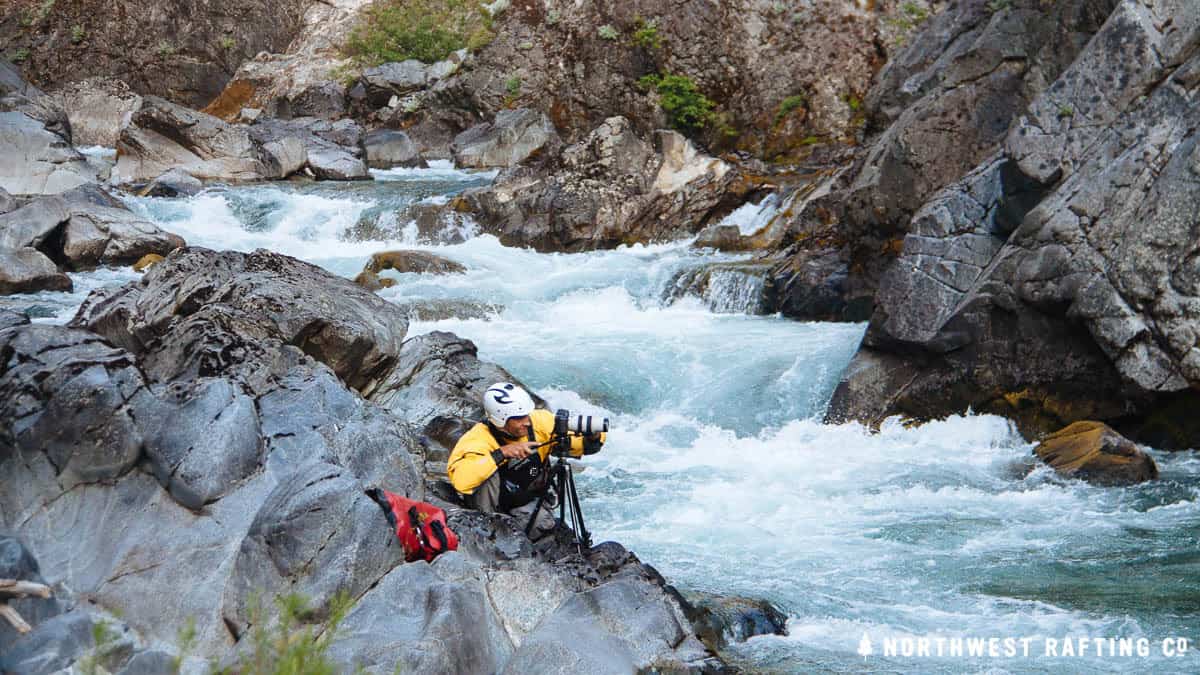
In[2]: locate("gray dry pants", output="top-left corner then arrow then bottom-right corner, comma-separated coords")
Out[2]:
469,472 -> 557,539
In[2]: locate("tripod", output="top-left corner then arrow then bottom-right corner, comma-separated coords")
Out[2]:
525,435 -> 592,553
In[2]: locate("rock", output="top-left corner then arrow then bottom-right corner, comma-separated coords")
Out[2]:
663,261 -> 771,314
764,247 -> 861,322
116,96 -> 275,185
249,117 -> 370,181
0,186 -> 15,215
392,299 -> 502,322
365,129 -> 426,169
221,462 -> 405,635
1034,421 -> 1158,486
0,248 -> 72,295
364,250 -> 466,275
0,308 -> 30,331
48,77 -> 143,147
72,248 -> 408,394
503,578 -> 707,673
0,535 -> 64,656
368,331 -> 534,449
362,60 -> 430,107
0,111 -> 95,196
138,169 -> 204,198
460,117 -> 741,251
0,324 -> 148,491
452,108 -> 560,169
0,189 -> 185,271
0,610 -> 97,675
325,552 -> 515,673
681,591 -> 789,651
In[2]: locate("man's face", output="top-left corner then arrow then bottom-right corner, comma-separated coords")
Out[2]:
502,414 -> 532,438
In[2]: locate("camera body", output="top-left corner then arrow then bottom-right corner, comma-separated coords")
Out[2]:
553,408 -> 609,437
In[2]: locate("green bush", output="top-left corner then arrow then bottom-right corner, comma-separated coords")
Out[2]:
12,48 -> 30,62
644,73 -> 715,133
597,24 -> 619,40
345,0 -> 491,66
71,25 -> 86,44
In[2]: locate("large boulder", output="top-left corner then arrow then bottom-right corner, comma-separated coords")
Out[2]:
0,188 -> 185,271
364,129 -> 425,169
72,247 -> 407,394
249,117 -> 371,181
459,116 -> 742,251
1034,421 -> 1158,486
115,96 -> 277,185
47,78 -> 143,147
0,248 -> 72,295
452,108 -> 560,169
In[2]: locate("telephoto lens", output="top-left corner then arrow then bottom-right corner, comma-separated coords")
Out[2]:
569,414 -> 609,435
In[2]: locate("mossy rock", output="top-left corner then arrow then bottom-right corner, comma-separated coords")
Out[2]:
133,253 -> 165,272
1034,421 -> 1158,486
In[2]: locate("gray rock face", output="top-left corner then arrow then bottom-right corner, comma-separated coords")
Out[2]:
139,168 -> 204,198
368,331 -> 527,450
827,0 -> 1200,443
72,247 -> 407,393
452,108 -> 560,169
0,111 -> 95,196
0,248 -> 72,295
48,77 -> 143,147
0,186 -> 15,215
116,96 -> 275,185
364,129 -> 425,169
460,116 -> 740,251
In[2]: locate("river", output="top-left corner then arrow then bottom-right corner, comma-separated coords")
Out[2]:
5,163 -> 1198,674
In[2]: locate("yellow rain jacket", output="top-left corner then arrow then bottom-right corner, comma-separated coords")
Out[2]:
447,408 -> 605,494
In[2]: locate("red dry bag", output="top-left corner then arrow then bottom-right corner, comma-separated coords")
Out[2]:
366,488 -> 459,562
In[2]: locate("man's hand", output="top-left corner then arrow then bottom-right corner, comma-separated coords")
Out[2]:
499,441 -> 538,460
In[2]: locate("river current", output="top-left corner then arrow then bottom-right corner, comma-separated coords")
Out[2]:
5,163 -> 1199,674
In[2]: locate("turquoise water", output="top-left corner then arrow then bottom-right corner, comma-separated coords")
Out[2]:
15,165 -> 1200,673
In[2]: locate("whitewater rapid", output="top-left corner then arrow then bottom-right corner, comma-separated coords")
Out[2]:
7,163 -> 1198,674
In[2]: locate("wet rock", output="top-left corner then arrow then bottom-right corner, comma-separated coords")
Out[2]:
681,591 -> 789,651
364,249 -> 466,275
365,129 -> 425,169
138,168 -> 203,198
0,535 -> 64,656
0,248 -> 72,295
392,299 -> 502,322
664,261 -> 771,315
116,96 -> 275,185
1034,421 -> 1158,486
72,247 -> 407,394
452,108 -> 560,169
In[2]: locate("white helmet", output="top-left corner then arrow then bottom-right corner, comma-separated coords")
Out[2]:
483,382 -> 534,427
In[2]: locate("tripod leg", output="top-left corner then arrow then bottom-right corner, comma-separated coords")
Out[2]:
563,465 -> 592,550
524,487 -> 552,538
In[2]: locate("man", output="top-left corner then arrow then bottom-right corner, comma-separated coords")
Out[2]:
448,382 -> 604,538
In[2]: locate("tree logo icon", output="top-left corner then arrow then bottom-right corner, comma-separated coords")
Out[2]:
858,632 -> 874,659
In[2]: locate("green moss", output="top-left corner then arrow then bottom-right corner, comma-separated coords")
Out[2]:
1057,105 -> 1074,118
597,24 -> 619,40
70,25 -> 86,44
219,35 -> 236,50
11,48 -> 30,62
631,16 -> 661,49
345,0 -> 491,66
774,94 -> 806,125
156,40 -> 176,57
886,1 -> 930,46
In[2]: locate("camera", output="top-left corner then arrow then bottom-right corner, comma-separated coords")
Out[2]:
553,409 -> 609,437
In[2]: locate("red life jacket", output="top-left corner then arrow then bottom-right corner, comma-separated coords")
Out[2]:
367,488 -> 458,562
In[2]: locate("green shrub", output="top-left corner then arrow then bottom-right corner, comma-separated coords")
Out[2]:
156,40 -> 176,57
345,0 -> 491,66
220,592 -> 354,675
12,48 -> 30,62
219,35 -> 236,50
70,25 -> 85,44
597,24 -> 619,40
631,17 -> 661,49
886,1 -> 930,45
645,73 -> 715,133
774,94 -> 806,124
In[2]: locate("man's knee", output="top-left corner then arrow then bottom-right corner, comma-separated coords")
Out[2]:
468,472 -> 502,513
